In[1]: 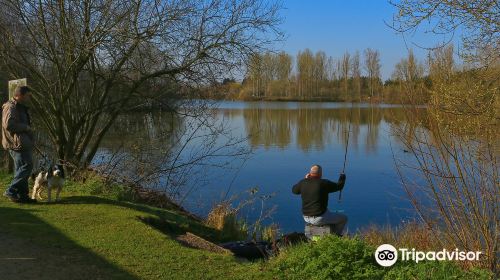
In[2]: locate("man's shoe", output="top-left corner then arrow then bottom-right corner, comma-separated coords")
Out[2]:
3,191 -> 20,202
18,197 -> 37,204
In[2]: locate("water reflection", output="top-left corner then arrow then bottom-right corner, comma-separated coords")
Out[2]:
220,105 -> 415,153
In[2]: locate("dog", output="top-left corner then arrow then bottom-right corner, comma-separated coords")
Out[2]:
31,164 -> 65,202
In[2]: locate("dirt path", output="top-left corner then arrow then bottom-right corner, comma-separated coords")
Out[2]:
0,231 -> 114,280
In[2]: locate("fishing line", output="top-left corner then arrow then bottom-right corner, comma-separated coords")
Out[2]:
338,101 -> 354,202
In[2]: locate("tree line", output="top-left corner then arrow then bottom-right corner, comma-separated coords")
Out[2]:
212,48 -> 431,103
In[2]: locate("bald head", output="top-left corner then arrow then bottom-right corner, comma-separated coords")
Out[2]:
309,164 -> 322,177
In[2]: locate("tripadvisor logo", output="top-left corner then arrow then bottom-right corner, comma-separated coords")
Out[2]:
374,244 -> 482,267
375,244 -> 398,267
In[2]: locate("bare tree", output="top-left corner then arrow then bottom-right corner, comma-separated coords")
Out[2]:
364,48 -> 381,98
95,101 -> 251,202
296,49 -> 314,99
340,51 -> 350,98
0,0 -> 282,168
390,1 -> 499,273
428,45 -> 455,80
389,0 -> 499,66
351,50 -> 361,101
393,106 -> 499,272
276,51 -> 292,98
313,51 -> 327,97
277,52 -> 292,81
326,56 -> 337,82
392,49 -> 426,101
247,53 -> 264,97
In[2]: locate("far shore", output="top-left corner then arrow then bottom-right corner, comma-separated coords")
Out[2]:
201,95 -> 424,105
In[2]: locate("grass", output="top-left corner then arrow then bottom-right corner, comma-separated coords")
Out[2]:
0,171 -> 268,279
0,171 -> 494,279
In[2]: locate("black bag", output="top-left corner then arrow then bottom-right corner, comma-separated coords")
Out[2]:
219,241 -> 271,260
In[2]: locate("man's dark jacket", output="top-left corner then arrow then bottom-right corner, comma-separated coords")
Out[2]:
292,177 -> 344,216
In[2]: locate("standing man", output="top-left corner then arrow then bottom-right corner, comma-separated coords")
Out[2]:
292,164 -> 347,236
2,86 -> 36,203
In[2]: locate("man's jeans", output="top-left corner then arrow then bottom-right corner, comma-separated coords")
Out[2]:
5,149 -> 33,199
303,209 -> 348,236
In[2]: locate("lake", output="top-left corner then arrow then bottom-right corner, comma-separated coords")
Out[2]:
98,101 -> 422,234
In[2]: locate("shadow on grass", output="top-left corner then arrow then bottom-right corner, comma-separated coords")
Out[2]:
61,195 -> 222,243
0,206 -> 137,280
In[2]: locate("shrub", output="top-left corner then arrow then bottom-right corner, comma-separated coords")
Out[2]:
206,202 -> 248,241
270,235 -> 384,280
268,235 -> 494,280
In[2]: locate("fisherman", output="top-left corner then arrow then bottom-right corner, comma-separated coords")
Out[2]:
292,164 -> 347,236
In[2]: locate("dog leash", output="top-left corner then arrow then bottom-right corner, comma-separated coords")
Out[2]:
33,145 -> 53,171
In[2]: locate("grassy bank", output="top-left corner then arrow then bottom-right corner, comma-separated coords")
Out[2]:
0,171 -> 268,279
0,172 -> 493,279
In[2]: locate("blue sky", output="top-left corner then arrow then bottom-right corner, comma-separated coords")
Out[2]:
275,0 -> 460,80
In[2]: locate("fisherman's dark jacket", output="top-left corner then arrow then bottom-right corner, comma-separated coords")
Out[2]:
292,178 -> 344,216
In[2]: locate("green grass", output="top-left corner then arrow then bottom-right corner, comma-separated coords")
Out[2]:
0,171 -> 494,279
0,172 -> 268,279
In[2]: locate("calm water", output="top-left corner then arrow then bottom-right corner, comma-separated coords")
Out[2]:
99,101 -> 421,233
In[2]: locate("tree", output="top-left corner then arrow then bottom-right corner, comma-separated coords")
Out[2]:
428,45 -> 454,80
390,0 -> 499,272
340,51 -> 350,97
393,50 -> 424,82
261,52 -> 277,96
0,0 -> 282,167
326,56 -> 337,81
313,51 -> 327,97
390,0 -> 499,66
351,51 -> 361,101
276,52 -> 292,82
392,49 -> 426,102
296,49 -> 314,99
276,52 -> 292,97
364,48 -> 381,98
247,53 -> 264,97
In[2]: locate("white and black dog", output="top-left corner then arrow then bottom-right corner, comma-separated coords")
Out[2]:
31,164 -> 65,202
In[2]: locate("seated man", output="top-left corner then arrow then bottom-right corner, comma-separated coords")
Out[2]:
292,164 -> 347,236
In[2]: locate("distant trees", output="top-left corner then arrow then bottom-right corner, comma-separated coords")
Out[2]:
390,49 -> 428,102
245,51 -> 292,98
235,48 -> 408,102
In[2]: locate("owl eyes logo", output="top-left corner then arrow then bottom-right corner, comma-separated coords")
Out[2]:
375,244 -> 398,267
378,250 -> 396,260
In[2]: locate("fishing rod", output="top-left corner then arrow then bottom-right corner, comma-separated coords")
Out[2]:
339,101 -> 354,202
